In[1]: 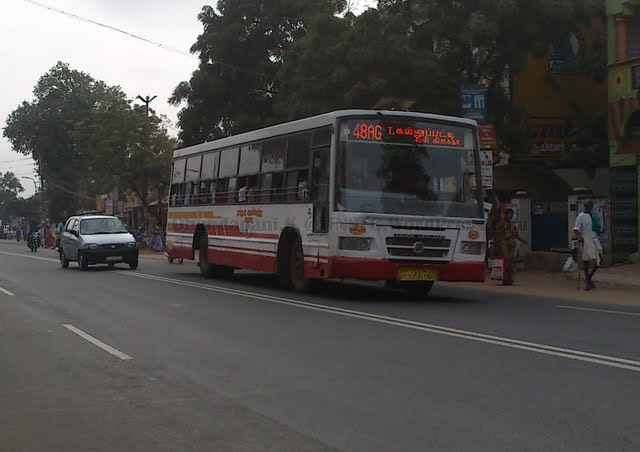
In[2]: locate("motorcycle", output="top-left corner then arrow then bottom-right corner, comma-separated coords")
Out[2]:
28,232 -> 40,252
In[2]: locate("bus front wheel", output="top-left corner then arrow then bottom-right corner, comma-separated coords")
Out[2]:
400,281 -> 434,299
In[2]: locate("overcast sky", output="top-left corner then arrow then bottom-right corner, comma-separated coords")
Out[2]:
1,0 -> 373,198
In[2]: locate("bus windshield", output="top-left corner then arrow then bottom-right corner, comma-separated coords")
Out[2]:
336,118 -> 482,218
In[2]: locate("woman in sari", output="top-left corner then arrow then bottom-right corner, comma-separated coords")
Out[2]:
497,208 -> 528,286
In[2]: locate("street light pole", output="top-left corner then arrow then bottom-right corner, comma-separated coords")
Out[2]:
136,95 -> 157,117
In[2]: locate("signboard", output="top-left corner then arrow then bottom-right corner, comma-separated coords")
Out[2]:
466,150 -> 493,189
548,32 -> 582,75
340,119 -> 468,148
533,202 -> 544,216
478,124 -> 497,150
461,84 -> 487,122
480,150 -> 493,189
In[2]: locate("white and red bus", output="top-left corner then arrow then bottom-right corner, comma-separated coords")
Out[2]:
166,110 -> 486,296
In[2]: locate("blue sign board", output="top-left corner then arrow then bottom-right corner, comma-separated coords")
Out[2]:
461,84 -> 487,122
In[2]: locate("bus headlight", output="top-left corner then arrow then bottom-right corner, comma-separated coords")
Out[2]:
339,237 -> 371,251
460,241 -> 483,255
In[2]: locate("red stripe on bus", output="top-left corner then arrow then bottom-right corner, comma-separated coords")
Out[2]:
167,243 -> 329,278
168,223 -> 279,240
328,257 -> 485,282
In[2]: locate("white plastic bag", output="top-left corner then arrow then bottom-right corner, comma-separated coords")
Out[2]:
562,256 -> 577,273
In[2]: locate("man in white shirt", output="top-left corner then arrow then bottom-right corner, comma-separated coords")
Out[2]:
238,185 -> 247,203
573,199 -> 600,290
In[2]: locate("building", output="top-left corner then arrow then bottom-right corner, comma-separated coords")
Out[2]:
606,0 -> 640,255
504,7 -> 610,253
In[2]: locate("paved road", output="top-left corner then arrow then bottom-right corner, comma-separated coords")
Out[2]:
1,241 -> 639,451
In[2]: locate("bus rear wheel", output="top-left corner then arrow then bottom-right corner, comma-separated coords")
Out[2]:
279,235 -> 309,292
199,237 -> 234,278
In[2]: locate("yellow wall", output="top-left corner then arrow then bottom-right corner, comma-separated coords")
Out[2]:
512,17 -> 607,120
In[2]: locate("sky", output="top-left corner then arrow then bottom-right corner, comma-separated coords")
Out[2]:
1,0 -> 374,198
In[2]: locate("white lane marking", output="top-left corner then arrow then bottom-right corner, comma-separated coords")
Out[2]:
63,324 -> 133,360
119,271 -> 640,373
557,305 -> 640,317
0,286 -> 15,296
0,250 -> 58,263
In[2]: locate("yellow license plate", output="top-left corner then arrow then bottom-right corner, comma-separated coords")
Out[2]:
397,267 -> 438,281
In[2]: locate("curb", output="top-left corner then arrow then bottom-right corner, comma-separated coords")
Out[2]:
561,271 -> 640,290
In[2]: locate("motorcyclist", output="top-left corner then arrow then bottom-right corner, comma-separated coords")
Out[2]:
27,222 -> 39,247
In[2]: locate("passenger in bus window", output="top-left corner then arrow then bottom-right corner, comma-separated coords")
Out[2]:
209,181 -> 216,204
238,184 -> 247,203
297,175 -> 308,201
200,181 -> 208,204
247,177 -> 259,203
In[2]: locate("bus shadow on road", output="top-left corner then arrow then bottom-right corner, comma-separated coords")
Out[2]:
174,271 -> 476,305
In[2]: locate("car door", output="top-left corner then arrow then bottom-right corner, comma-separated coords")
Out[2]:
64,219 -> 80,259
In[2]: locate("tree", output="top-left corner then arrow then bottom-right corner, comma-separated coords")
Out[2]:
1,196 -> 41,224
0,172 -> 23,197
73,99 -> 175,223
275,8 -> 449,120
170,0 -> 346,145
3,62 -> 124,218
0,172 -> 25,223
374,1 -> 596,145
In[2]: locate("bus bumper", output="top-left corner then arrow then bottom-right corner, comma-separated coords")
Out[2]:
329,257 -> 486,283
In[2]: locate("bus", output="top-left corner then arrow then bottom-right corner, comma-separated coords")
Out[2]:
166,110 -> 486,296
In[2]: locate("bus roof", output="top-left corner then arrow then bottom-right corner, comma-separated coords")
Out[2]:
173,109 -> 478,158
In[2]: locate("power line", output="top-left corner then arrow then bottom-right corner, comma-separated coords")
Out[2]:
22,0 -> 196,59
0,162 -> 38,171
0,156 -> 32,164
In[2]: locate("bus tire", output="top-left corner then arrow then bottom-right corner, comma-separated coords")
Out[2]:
199,236 -> 234,278
401,281 -> 434,299
279,235 -> 308,292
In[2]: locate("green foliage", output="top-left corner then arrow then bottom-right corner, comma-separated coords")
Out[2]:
4,62 -> 175,221
0,171 -> 23,197
0,171 -> 31,222
3,62 -> 124,217
1,196 -> 41,224
74,100 -> 175,221
170,0 -> 348,145
174,0 -> 600,150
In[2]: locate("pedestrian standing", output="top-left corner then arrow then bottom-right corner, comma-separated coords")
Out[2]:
496,208 -> 528,286
150,225 -> 163,252
573,199 -> 602,291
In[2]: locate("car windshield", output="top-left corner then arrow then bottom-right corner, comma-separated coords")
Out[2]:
336,118 -> 482,218
79,218 -> 129,235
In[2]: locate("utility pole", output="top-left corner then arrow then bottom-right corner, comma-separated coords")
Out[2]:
136,95 -> 157,117
136,94 -> 157,230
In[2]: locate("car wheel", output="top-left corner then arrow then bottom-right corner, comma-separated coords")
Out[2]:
60,249 -> 70,269
78,252 -> 88,271
129,260 -> 138,270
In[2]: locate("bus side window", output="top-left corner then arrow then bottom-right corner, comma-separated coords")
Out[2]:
285,170 -> 308,202
216,179 -> 228,204
260,174 -> 273,203
272,173 -> 284,202
227,177 -> 238,203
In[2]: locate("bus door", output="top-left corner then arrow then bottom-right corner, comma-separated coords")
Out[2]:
311,146 -> 330,233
